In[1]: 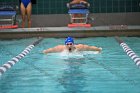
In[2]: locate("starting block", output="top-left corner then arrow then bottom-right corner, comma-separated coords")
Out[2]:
68,23 -> 91,28
0,24 -> 18,29
68,3 -> 91,28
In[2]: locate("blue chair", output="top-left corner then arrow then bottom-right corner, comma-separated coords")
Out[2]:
68,3 -> 90,24
0,3 -> 18,27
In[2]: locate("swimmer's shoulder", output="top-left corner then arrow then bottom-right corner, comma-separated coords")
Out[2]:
75,44 -> 85,47
54,45 -> 65,51
75,44 -> 85,50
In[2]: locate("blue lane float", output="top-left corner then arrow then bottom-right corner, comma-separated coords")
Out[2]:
115,36 -> 140,68
0,37 -> 43,76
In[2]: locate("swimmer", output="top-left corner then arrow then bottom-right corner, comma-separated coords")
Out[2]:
43,37 -> 102,54
67,0 -> 90,8
20,0 -> 32,28
69,0 -> 88,5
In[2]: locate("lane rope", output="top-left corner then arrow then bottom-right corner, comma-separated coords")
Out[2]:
115,36 -> 140,68
0,37 -> 43,76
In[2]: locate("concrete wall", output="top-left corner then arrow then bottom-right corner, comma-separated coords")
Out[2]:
18,12 -> 140,27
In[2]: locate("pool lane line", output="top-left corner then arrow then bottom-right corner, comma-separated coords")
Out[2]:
115,36 -> 140,68
0,37 -> 43,76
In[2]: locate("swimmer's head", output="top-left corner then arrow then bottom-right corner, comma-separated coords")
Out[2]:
65,37 -> 74,45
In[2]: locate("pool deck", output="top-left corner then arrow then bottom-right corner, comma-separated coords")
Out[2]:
0,25 -> 140,39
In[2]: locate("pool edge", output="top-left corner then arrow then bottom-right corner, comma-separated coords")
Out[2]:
0,26 -> 140,39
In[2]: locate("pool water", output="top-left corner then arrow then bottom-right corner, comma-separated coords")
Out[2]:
0,37 -> 140,93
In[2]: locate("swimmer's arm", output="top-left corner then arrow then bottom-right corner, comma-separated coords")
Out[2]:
78,44 -> 102,52
43,48 -> 56,54
85,45 -> 102,52
43,45 -> 64,54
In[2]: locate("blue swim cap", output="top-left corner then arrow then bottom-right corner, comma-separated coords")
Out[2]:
65,37 -> 74,45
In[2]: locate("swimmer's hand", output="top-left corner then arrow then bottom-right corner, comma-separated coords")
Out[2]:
43,50 -> 47,54
98,47 -> 102,53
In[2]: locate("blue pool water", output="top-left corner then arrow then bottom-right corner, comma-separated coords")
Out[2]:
0,37 -> 140,93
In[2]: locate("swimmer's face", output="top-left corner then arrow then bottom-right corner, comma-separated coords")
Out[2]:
66,43 -> 74,52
